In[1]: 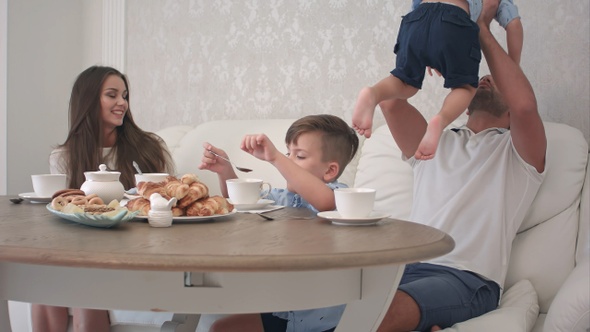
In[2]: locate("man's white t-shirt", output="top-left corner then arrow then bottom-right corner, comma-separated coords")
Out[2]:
408,126 -> 545,289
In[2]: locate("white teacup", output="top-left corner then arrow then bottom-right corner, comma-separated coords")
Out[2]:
31,174 -> 67,197
135,173 -> 169,186
226,178 -> 272,204
334,188 -> 376,219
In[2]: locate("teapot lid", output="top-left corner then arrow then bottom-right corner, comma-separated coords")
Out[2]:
84,164 -> 121,181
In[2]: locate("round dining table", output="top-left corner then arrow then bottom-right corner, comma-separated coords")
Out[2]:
0,198 -> 454,332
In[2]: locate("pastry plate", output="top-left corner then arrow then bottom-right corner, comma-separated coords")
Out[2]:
19,192 -> 53,203
46,204 -> 139,228
228,199 -> 275,211
317,211 -> 390,226
134,209 -> 237,223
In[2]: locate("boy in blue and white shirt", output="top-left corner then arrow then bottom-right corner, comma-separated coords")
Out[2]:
199,114 -> 360,332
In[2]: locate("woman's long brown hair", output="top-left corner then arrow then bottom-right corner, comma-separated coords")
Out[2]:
58,66 -> 175,189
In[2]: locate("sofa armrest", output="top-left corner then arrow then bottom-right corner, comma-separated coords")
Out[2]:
543,261 -> 590,332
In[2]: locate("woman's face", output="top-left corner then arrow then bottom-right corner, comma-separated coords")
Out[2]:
100,74 -> 128,130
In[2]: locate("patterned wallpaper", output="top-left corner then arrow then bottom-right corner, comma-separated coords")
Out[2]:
126,0 -> 589,143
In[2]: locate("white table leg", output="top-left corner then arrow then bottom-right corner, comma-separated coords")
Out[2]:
335,264 -> 404,332
161,313 -> 201,332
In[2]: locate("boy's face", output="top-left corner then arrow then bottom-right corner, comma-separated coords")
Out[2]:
286,131 -> 332,184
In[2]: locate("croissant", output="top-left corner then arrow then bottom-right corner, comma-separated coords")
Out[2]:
177,181 -> 209,209
137,181 -> 167,200
126,198 -> 150,216
186,198 -> 214,216
164,181 -> 190,200
172,207 -> 185,217
211,195 -> 234,214
180,173 -> 200,185
186,195 -> 233,216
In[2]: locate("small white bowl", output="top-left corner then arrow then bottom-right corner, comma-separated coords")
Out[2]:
135,173 -> 169,186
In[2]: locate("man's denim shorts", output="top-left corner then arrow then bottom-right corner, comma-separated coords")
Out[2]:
391,2 -> 481,89
398,263 -> 500,331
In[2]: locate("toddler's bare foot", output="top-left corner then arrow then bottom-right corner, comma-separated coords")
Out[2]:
415,115 -> 444,160
430,325 -> 442,331
352,87 -> 377,138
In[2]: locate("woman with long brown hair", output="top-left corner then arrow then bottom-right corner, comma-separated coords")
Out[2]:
33,65 -> 175,332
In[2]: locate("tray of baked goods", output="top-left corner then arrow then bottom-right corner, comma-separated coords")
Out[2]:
126,173 -> 236,222
47,189 -> 138,228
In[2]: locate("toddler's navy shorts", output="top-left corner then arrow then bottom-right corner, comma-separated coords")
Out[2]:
391,2 -> 481,89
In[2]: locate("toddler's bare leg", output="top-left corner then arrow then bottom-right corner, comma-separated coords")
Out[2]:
352,87 -> 377,138
353,75 -> 417,138
415,114 -> 446,160
415,85 -> 476,160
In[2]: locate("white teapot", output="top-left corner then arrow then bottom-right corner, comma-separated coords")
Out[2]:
80,164 -> 125,203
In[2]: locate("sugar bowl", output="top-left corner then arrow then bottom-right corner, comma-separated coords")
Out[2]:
80,164 -> 125,203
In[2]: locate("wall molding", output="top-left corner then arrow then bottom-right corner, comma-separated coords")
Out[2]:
102,0 -> 126,71
0,0 -> 7,194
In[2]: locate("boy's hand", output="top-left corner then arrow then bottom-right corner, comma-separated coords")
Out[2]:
478,0 -> 499,28
198,142 -> 233,174
241,134 -> 279,162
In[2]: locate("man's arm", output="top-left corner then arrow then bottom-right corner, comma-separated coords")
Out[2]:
479,0 -> 546,172
379,99 -> 428,159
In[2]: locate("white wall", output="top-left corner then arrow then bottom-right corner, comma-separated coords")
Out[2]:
3,1 -> 590,195
4,0 -> 102,195
125,1 -> 590,146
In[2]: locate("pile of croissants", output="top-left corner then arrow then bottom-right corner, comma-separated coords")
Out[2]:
126,173 -> 234,217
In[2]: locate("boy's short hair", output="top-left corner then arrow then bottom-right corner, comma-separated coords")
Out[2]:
285,114 -> 360,179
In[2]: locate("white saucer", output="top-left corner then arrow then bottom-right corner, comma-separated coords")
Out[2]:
228,199 -> 275,211
19,192 -> 52,203
317,211 -> 389,226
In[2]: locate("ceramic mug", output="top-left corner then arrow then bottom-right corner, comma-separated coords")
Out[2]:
31,174 -> 67,197
226,178 -> 272,204
334,188 -> 376,219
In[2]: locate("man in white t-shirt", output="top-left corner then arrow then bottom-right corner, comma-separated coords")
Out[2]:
374,0 -> 547,331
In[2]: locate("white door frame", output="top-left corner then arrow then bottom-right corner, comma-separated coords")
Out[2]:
1,0 -> 7,195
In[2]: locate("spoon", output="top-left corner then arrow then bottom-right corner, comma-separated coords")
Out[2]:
208,150 -> 253,173
133,161 -> 143,174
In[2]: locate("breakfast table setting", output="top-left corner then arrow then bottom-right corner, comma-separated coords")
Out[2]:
0,166 -> 455,331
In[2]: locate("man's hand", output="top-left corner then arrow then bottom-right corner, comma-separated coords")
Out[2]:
477,0 -> 499,28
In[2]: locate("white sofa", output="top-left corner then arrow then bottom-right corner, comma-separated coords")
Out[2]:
10,119 -> 589,332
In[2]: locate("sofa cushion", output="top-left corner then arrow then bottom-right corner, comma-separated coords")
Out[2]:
440,279 -> 539,332
353,124 -> 413,220
157,119 -> 295,196
543,261 -> 590,332
506,123 -> 588,313
576,158 -> 590,264
520,122 -> 588,232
